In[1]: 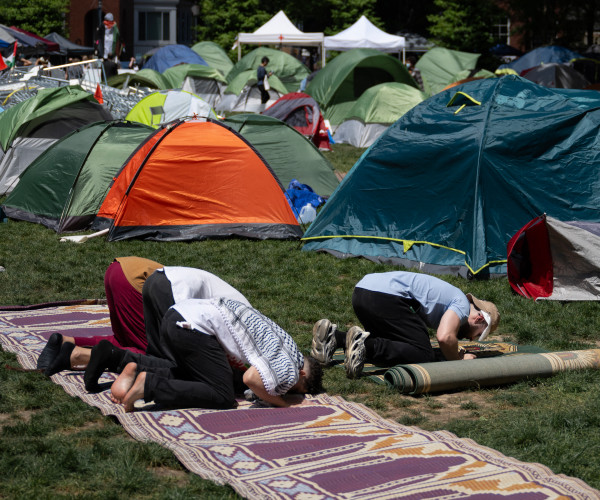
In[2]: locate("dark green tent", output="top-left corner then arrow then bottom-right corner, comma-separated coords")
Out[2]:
303,75 -> 600,278
0,85 -> 113,194
306,48 -> 415,126
223,114 -> 339,197
2,121 -> 155,232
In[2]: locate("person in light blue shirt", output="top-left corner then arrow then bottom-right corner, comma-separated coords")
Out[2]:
312,271 -> 499,379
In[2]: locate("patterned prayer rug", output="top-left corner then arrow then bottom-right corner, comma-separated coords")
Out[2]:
1,304 -> 599,499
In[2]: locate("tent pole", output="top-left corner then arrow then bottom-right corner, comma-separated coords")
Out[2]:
238,42 -> 241,61
322,42 -> 325,67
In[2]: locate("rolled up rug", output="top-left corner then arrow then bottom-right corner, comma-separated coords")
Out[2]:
384,349 -> 600,395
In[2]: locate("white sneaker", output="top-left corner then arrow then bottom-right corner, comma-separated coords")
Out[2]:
345,326 -> 370,379
311,318 -> 337,365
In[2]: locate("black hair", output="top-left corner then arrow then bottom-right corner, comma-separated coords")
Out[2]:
304,356 -> 324,394
261,56 -> 270,64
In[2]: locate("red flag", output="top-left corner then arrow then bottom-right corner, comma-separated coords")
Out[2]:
94,83 -> 103,104
0,54 -> 7,72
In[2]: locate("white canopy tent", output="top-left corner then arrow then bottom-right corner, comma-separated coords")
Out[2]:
324,16 -> 406,60
234,11 -> 325,67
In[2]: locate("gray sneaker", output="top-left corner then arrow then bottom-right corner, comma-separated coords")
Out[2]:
311,318 -> 337,365
345,326 -> 370,379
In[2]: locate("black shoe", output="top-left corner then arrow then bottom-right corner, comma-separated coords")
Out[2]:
45,341 -> 75,377
84,340 -> 114,393
37,332 -> 63,371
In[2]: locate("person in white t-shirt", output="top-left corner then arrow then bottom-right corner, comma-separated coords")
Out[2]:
84,264 -> 251,392
110,298 -> 324,411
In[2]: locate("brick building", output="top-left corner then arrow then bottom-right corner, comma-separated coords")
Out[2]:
68,0 -> 198,61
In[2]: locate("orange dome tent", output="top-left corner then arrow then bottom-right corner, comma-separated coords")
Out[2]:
93,119 -> 302,241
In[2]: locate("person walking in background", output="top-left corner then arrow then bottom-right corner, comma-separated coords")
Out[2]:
257,56 -> 273,106
102,52 -> 119,79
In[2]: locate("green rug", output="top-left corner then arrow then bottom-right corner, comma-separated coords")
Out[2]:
331,340 -> 600,395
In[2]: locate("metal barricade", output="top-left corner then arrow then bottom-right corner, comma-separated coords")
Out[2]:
0,61 -> 153,118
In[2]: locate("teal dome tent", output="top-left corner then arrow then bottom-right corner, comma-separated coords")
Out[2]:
303,75 -> 600,278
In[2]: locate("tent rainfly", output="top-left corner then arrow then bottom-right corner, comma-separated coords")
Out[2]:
191,41 -> 234,78
302,76 -> 600,278
234,11 -> 325,67
2,121 -> 155,233
126,89 -> 217,128
324,16 -> 405,59
223,113 -> 339,198
0,85 -> 113,195
92,119 -> 302,242
508,214 -> 600,301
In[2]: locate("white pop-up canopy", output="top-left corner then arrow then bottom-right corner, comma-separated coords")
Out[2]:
325,16 -> 406,57
234,11 -> 325,66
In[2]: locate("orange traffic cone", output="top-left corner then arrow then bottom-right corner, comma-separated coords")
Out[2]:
94,83 -> 104,104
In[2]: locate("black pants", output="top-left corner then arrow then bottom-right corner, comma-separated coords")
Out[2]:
142,270 -> 175,361
258,84 -> 269,104
352,287 -> 435,366
125,308 -> 236,410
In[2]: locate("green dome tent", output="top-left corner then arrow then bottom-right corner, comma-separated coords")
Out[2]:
223,114 -> 339,198
415,47 -> 482,95
108,68 -> 168,90
216,71 -> 288,113
217,47 -> 309,113
162,64 -> 228,107
226,47 -> 309,93
2,121 -> 155,232
306,48 -> 415,127
333,82 -> 427,148
126,89 -> 217,128
0,85 -> 113,195
303,76 -> 600,278
191,41 -> 234,78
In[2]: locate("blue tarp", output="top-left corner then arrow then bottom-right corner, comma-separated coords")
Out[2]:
143,45 -> 207,73
286,179 -> 324,217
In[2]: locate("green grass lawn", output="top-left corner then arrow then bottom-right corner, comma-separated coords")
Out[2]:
1,143 -> 599,496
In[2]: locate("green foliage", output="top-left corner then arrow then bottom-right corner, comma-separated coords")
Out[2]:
427,0 -> 503,54
0,0 -> 69,37
323,0 -> 379,35
195,0 -> 272,56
